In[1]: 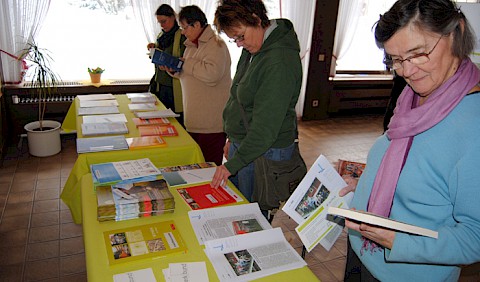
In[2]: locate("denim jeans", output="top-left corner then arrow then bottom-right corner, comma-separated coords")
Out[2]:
228,142 -> 296,203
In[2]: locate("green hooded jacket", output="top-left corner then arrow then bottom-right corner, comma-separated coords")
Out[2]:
224,19 -> 302,175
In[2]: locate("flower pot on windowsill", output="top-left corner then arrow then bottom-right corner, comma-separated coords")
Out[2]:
89,73 -> 102,83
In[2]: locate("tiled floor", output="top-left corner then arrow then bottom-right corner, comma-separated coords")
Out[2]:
1,114 -> 478,281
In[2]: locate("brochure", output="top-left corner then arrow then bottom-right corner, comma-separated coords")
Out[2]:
79,99 -> 119,108
126,136 -> 167,150
114,268 -> 156,282
77,93 -> 115,101
282,154 -> 351,252
138,125 -> 178,137
162,262 -> 209,282
91,158 -> 161,185
132,117 -> 170,127
188,203 -> 271,245
128,103 -> 157,112
104,220 -> 187,265
135,109 -> 180,119
204,228 -> 306,281
76,135 -> 128,153
176,183 -> 242,210
159,162 -> 217,187
82,113 -> 127,124
81,122 -> 128,136
77,106 -> 119,116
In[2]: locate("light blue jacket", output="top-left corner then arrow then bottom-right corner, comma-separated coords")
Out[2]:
349,92 -> 480,281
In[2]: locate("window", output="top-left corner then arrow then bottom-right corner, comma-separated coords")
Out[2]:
36,0 -> 281,81
335,0 -> 397,72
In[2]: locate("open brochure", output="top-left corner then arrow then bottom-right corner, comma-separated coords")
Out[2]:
282,154 -> 351,252
188,203 -> 272,245
327,207 -> 438,238
204,228 -> 306,281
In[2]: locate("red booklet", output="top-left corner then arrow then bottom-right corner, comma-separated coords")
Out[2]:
176,183 -> 237,210
132,117 -> 170,127
138,124 -> 178,137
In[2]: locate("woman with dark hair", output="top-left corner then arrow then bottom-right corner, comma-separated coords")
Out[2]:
210,0 -> 304,220
340,0 -> 480,281
169,5 -> 231,166
147,4 -> 186,125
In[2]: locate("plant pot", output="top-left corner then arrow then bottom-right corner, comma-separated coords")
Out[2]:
24,120 -> 62,157
89,73 -> 101,83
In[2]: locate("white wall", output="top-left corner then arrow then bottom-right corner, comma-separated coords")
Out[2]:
459,3 -> 480,65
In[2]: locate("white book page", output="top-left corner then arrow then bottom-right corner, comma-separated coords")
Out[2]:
204,228 -> 306,281
166,262 -> 209,282
282,154 -> 352,252
113,268 -> 156,282
113,158 -> 161,180
188,203 -> 271,245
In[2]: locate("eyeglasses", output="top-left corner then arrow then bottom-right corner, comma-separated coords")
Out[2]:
384,36 -> 443,70
229,28 -> 247,43
180,24 -> 194,30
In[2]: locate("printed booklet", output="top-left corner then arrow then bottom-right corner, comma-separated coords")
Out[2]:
176,183 -> 242,210
282,154 -> 351,252
104,220 -> 187,265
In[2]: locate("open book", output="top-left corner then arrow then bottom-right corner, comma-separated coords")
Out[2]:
327,206 -> 438,239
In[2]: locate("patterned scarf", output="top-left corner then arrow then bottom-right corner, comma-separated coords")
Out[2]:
363,58 -> 480,253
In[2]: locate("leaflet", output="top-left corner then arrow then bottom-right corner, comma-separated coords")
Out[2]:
204,228 -> 306,281
282,154 -> 351,252
188,203 -> 271,245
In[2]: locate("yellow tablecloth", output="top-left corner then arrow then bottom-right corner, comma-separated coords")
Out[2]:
60,95 -> 204,224
80,174 -> 319,282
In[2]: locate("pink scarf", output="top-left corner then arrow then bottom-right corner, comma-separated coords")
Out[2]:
362,59 -> 480,253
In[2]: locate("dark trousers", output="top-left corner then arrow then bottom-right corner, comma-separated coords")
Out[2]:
344,239 -> 380,282
189,132 -> 226,166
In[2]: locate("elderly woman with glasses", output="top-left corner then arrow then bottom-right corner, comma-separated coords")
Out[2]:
210,0 -> 304,220
339,0 -> 480,281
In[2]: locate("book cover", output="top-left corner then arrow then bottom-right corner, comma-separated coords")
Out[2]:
104,220 -> 187,265
132,117 -> 170,127
126,136 -> 167,150
138,125 -> 178,137
81,122 -> 128,136
151,48 -> 183,72
337,159 -> 366,178
327,206 -> 438,238
128,103 -> 157,112
76,136 -> 129,153
176,183 -> 237,210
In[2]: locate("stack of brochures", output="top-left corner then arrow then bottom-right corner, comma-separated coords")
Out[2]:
96,179 -> 175,222
76,136 -> 129,153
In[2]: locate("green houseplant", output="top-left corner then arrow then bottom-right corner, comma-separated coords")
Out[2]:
88,67 -> 104,83
18,40 -> 62,157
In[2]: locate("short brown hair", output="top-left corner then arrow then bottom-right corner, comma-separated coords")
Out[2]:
214,0 -> 270,33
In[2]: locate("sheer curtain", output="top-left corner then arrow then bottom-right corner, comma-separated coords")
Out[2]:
329,0 -> 364,76
281,0 -> 316,117
0,0 -> 50,83
130,0 -> 214,45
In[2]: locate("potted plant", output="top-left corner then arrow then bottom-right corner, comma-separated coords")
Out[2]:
88,67 -> 104,83
18,40 -> 62,157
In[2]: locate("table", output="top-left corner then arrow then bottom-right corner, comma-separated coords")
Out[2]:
60,95 -> 204,224
80,174 -> 320,282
